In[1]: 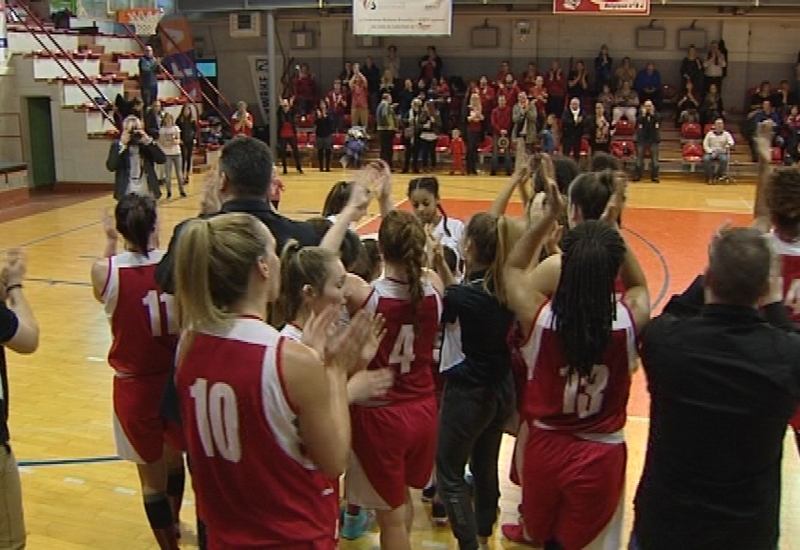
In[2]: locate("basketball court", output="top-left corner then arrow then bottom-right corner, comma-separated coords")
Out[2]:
3,172 -> 800,549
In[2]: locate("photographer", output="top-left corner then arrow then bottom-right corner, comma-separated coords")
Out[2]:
107,115 -> 166,200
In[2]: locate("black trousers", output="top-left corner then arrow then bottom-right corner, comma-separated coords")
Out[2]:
180,142 -> 192,179
563,136 -> 581,161
378,130 -> 394,166
278,136 -> 302,172
436,374 -> 514,550
466,131 -> 481,174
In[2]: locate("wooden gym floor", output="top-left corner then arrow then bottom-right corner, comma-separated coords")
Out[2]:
3,169 -> 800,549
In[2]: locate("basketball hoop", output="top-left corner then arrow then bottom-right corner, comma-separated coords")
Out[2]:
118,8 -> 164,36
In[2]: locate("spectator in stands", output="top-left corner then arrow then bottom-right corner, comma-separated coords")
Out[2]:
499,74 -> 520,109
490,94 -> 513,176
339,62 -> 354,93
327,80 -> 348,133
376,93 -> 397,168
545,61 -> 565,115
478,76 -> 496,131
380,69 -> 395,100
384,45 -> 401,85
349,64 -> 369,128
176,104 -> 195,186
277,98 -> 303,175
143,100 -> 161,141
612,80 -> 639,123
314,99 -> 335,172
772,80 -> 796,112
785,105 -> 800,164
231,101 -> 253,138
530,75 -> 548,118
597,83 -> 614,117
418,100 -> 441,172
704,40 -> 727,93
436,78 -> 453,132
512,92 -> 538,170
362,56 -> 381,113
107,115 -> 165,200
792,63 -> 800,101
567,60 -> 590,101
520,62 -> 538,93
540,114 -> 557,154
634,100 -> 661,183
587,102 -> 612,155
420,46 -> 443,82
561,97 -> 584,162
677,80 -> 701,124
594,45 -> 613,95
615,57 -> 636,91
750,82 -> 773,113
293,63 -> 317,116
138,45 -> 159,109
402,98 -> 423,174
397,78 -> 416,116
159,112 -> 185,199
700,82 -> 724,126
496,60 -> 512,85
465,94 -> 484,175
703,118 -> 735,184
680,45 -> 704,93
635,62 -> 663,110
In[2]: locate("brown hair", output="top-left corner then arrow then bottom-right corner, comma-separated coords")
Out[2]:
174,213 -> 269,330
279,240 -> 339,321
464,213 -> 525,304
379,210 -> 427,324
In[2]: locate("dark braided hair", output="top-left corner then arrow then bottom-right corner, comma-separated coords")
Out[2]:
379,210 -> 427,331
407,176 -> 452,237
767,167 -> 800,232
551,220 -> 626,378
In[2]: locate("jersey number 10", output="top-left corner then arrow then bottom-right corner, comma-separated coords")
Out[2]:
190,378 -> 242,463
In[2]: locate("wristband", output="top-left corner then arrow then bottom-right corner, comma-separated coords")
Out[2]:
5,284 -> 22,293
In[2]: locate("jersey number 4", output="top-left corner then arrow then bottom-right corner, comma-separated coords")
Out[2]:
560,365 -> 609,419
190,378 -> 241,463
142,290 -> 177,337
389,324 -> 416,375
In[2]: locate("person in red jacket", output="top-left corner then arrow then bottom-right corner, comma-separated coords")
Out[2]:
491,95 -> 513,176
449,128 -> 466,175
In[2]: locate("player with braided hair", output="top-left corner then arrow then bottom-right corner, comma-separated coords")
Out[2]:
342,209 -> 444,550
501,157 -> 650,550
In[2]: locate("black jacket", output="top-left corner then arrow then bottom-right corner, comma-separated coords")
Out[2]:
106,140 -> 165,200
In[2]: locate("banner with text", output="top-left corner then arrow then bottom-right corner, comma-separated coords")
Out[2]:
249,56 -> 270,124
353,0 -> 452,36
553,0 -> 650,15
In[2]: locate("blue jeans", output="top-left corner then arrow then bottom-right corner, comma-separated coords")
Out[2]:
704,152 -> 728,178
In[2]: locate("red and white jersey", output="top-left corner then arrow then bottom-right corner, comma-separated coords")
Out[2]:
518,300 -> 638,436
769,233 -> 800,323
360,277 -> 442,403
176,318 -> 339,548
279,322 -> 303,342
102,250 -> 178,377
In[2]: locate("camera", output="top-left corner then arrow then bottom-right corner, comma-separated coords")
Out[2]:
129,130 -> 144,145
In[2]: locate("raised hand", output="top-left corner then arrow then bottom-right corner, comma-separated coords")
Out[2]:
539,154 -> 565,220
359,313 -> 387,367
601,171 -> 628,228
301,304 -> 342,360
4,248 -> 26,288
101,207 -> 118,241
326,309 -> 377,375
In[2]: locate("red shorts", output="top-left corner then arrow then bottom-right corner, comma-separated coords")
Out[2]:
207,534 -> 336,550
790,406 -> 800,431
521,425 -> 626,550
113,373 -> 171,464
347,396 -> 438,510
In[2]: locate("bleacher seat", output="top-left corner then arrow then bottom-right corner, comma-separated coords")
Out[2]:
681,122 -> 702,141
332,133 -> 345,152
392,133 -> 405,154
703,123 -> 714,136
435,135 -> 451,155
611,140 -> 635,159
580,138 -> 590,157
614,119 -> 635,137
682,143 -> 704,171
478,136 -> 493,155
772,147 -> 784,165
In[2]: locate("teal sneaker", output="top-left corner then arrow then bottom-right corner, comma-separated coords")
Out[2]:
341,509 -> 375,540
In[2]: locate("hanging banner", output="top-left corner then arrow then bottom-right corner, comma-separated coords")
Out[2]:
554,0 -> 650,15
158,16 -> 201,102
248,55 -> 269,123
353,0 -> 452,37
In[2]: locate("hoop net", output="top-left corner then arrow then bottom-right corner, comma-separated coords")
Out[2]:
118,8 -> 164,36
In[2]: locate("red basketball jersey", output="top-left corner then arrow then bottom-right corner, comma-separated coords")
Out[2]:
362,277 -> 442,403
175,318 -> 339,548
102,250 -> 178,376
614,275 -> 626,301
518,300 -> 638,434
770,233 -> 800,324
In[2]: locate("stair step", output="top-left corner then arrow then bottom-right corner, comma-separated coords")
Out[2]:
192,164 -> 211,174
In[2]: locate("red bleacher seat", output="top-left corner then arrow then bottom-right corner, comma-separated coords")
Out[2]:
478,136 -> 493,155
392,133 -> 405,153
332,133 -> 345,151
303,133 -> 316,150
681,122 -> 702,141
682,143 -> 704,163
296,133 -> 308,147
580,138 -> 590,157
772,147 -> 784,165
435,134 -> 450,154
611,140 -> 635,159
703,123 -> 714,136
614,119 -> 635,137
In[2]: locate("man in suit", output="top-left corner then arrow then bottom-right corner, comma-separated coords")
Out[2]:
106,115 -> 165,200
